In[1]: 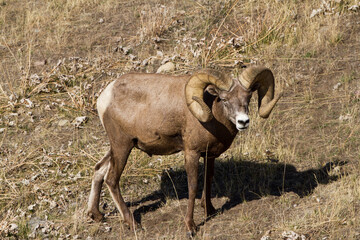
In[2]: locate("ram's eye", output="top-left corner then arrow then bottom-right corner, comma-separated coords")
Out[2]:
221,98 -> 228,103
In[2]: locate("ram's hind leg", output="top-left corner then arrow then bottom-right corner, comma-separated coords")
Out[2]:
105,138 -> 136,230
87,150 -> 111,221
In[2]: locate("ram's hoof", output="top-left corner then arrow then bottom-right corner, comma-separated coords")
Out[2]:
186,230 -> 196,239
87,210 -> 104,222
185,219 -> 197,239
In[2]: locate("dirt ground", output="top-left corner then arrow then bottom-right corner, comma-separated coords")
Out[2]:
0,1 -> 359,239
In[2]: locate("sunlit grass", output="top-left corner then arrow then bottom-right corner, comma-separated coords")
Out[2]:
0,0 -> 359,239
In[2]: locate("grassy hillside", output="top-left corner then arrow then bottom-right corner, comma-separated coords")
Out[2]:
1,0 -> 359,239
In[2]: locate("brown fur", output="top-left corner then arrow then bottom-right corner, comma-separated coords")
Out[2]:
87,72 -> 256,236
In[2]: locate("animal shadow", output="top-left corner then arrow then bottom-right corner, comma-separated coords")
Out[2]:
129,158 -> 346,225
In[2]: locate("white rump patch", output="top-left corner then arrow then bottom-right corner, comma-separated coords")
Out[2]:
235,112 -> 250,131
97,80 -> 116,126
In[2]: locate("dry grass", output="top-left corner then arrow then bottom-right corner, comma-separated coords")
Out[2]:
1,0 -> 360,239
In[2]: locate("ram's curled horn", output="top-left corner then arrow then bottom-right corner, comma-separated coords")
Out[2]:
239,66 -> 282,118
185,69 -> 233,122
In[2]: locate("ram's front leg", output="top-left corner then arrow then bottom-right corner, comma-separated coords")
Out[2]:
201,157 -> 216,217
184,150 -> 200,237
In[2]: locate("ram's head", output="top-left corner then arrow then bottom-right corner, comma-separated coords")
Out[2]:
185,66 -> 282,130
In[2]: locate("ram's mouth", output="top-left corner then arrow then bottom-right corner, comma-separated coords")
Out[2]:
236,125 -> 248,131
229,117 -> 249,131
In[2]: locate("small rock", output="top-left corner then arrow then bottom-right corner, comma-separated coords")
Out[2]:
72,116 -> 88,128
261,230 -> 272,240
29,74 -> 42,85
28,204 -> 37,211
73,172 -> 82,180
310,8 -> 322,18
9,223 -> 18,233
228,37 -> 244,48
58,119 -> 69,127
34,60 -> 47,67
99,18 -> 104,24
49,201 -> 58,209
8,121 -> 15,127
34,185 -> 40,191
354,89 -> 360,100
333,82 -> 342,90
9,93 -> 19,101
282,230 -> 306,240
157,50 -> 164,58
91,135 -> 100,140
44,105 -> 51,111
128,54 -> 136,61
261,235 -> 271,240
20,98 -> 34,108
28,217 -> 43,232
22,179 -> 30,185
113,36 -> 123,43
17,208 -> 26,217
156,62 -> 175,73
152,36 -> 162,43
30,174 -> 40,181
120,46 -> 131,55
339,114 -> 352,121
141,58 -> 150,66
332,166 -> 341,174
0,128 -> 5,133
28,232 -> 36,238
265,149 -> 275,157
161,57 -> 171,65
348,5 -> 359,11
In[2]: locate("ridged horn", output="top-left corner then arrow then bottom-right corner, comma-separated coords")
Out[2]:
239,66 -> 281,118
185,69 -> 233,122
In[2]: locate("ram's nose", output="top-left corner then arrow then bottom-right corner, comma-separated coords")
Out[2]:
236,113 -> 250,131
237,118 -> 249,126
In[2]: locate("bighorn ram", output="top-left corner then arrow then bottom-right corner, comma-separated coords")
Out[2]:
87,65 -> 281,236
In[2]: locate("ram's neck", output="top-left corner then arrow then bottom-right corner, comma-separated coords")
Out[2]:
201,91 -> 238,149
212,99 -> 238,136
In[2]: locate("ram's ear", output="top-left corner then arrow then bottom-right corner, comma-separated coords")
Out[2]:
205,85 -> 219,96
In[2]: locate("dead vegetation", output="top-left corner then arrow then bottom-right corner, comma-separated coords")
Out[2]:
0,0 -> 359,239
